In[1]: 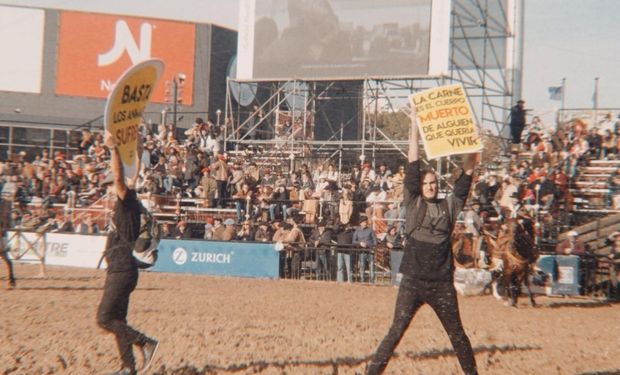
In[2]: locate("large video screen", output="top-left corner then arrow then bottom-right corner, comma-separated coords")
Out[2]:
0,6 -> 45,93
237,0 -> 450,81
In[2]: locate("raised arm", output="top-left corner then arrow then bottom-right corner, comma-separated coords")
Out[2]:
403,110 -> 422,205
463,152 -> 480,176
408,109 -> 419,163
105,132 -> 128,200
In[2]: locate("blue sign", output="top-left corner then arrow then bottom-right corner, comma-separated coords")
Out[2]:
537,255 -> 581,296
151,239 -> 280,279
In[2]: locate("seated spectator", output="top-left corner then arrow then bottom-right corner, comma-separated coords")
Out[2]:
556,230 -> 586,256
237,220 -> 255,241
233,183 -> 254,223
221,218 -> 237,241
172,220 -> 192,239
160,222 -> 172,238
254,221 -> 272,242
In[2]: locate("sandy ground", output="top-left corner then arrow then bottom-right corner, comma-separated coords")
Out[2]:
1,264 -> 619,375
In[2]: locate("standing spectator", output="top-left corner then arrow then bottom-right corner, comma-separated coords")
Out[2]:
509,99 -> 527,145
197,168 -> 218,208
335,223 -> 354,283
353,217 -> 377,283
210,154 -> 230,208
309,221 -> 334,280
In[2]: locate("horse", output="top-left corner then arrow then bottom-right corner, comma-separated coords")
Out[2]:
481,218 -> 544,307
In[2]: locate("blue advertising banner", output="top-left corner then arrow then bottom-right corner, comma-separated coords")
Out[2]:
151,239 -> 280,279
537,255 -> 581,296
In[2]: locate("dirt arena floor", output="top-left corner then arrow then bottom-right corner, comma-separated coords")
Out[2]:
1,264 -> 619,375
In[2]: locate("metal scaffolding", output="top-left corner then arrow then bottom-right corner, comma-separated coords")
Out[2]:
224,0 -> 523,175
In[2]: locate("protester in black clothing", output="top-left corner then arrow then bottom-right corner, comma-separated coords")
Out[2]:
97,132 -> 158,375
367,111 -> 479,375
509,99 -> 527,144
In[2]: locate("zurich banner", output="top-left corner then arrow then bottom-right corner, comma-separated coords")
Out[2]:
151,239 -> 280,279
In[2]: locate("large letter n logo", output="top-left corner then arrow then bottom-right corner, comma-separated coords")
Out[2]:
98,20 -> 152,66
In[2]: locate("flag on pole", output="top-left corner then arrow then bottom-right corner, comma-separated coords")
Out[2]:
548,86 -> 563,101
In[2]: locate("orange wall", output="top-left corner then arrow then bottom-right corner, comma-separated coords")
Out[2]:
56,11 -> 195,105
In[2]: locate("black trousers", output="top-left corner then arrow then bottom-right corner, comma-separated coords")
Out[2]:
216,180 -> 228,208
510,125 -> 524,144
367,277 -> 477,375
97,269 -> 147,369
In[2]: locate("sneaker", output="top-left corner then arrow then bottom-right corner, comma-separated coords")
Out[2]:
8,279 -> 15,289
140,338 -> 159,373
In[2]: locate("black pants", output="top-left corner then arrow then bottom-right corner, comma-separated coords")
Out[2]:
97,269 -> 147,369
216,180 -> 228,208
367,277 -> 477,375
510,125 -> 524,144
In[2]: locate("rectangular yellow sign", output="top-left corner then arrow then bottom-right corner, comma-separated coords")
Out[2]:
410,83 -> 482,159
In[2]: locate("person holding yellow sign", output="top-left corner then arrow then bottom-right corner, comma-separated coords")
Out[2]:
367,108 -> 479,375
97,133 -> 159,375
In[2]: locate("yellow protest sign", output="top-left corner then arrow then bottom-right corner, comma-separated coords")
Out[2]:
104,59 -> 164,179
410,83 -> 481,159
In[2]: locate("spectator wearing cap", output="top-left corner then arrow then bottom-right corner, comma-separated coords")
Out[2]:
229,162 -> 245,197
353,216 -> 377,283
197,167 -> 218,208
210,154 -> 230,208
309,221 -> 334,280
556,230 -> 586,256
254,221 -> 272,242
221,218 -> 237,241
282,220 -> 305,278
509,99 -> 527,145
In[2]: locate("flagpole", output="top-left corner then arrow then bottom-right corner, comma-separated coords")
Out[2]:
560,77 -> 566,122
593,77 -> 599,126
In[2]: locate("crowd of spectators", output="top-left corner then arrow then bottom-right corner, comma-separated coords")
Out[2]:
3,111 -> 620,283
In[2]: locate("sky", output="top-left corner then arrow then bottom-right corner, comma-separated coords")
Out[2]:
0,0 -> 618,114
